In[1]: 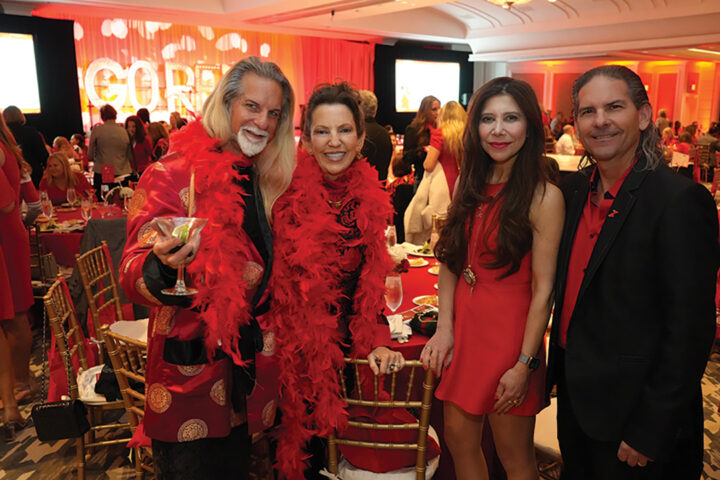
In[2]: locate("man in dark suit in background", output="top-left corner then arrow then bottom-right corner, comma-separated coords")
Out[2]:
547,65 -> 718,479
359,90 -> 392,182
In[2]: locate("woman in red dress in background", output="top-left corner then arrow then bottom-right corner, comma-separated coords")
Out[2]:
125,115 -> 153,175
39,152 -> 93,204
0,112 -> 35,439
421,78 -> 564,479
423,100 -> 467,199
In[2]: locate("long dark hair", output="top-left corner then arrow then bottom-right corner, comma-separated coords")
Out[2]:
435,77 -> 550,278
408,95 -> 439,147
125,116 -> 147,143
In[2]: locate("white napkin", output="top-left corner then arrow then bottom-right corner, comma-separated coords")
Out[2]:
387,314 -> 412,343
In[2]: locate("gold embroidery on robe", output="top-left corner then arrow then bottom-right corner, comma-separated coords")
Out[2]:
177,419 -> 208,442
128,188 -> 147,221
210,379 -> 226,406
153,306 -> 176,336
147,383 -> 172,413
137,222 -> 157,247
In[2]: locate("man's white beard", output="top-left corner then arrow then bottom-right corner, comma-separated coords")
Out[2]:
237,126 -> 269,157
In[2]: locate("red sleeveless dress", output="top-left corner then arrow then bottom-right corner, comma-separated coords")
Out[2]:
435,183 -> 548,416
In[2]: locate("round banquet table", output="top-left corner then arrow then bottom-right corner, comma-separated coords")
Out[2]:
38,204 -> 124,266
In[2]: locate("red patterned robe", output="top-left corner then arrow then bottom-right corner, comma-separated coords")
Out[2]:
120,121 -> 280,443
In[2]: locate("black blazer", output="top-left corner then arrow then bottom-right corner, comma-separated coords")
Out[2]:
362,118 -> 393,182
546,157 -> 719,460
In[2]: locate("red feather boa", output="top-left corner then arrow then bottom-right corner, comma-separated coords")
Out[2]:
169,120 -> 255,364
268,152 -> 394,478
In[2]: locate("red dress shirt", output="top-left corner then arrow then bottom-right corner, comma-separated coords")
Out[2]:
559,160 -> 637,348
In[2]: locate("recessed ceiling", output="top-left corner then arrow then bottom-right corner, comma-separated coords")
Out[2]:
4,0 -> 720,62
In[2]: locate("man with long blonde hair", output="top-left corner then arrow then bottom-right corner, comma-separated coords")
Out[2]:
120,56 -> 295,479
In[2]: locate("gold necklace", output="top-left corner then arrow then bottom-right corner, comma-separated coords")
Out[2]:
327,198 -> 345,209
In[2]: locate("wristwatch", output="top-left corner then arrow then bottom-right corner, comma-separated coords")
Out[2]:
518,353 -> 540,371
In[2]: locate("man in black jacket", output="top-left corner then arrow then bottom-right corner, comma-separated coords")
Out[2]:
547,65 -> 718,479
3,106 -> 49,187
359,90 -> 392,182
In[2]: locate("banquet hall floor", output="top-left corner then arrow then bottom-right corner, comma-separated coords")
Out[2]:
1,335 -> 720,479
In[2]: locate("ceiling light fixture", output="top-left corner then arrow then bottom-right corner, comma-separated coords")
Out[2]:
485,0 -> 555,9
688,48 -> 720,57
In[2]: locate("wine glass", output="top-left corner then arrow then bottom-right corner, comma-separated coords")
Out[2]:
386,225 -> 397,247
66,188 -> 77,206
153,217 -> 209,296
80,197 -> 92,222
40,191 -> 53,219
384,274 -> 403,313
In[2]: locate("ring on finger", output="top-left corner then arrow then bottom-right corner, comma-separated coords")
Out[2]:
388,363 -> 396,371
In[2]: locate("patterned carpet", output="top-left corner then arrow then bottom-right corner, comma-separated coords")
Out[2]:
2,337 -> 720,479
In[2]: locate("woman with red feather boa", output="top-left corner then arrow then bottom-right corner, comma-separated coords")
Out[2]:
268,82 -> 405,479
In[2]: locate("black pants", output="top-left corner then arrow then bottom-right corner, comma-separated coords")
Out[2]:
152,423 -> 252,480
556,351 -> 703,480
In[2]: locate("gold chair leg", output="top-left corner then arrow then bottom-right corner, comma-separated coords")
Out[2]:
76,435 -> 86,480
327,434 -> 338,475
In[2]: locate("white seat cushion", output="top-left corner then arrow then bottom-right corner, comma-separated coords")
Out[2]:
337,425 -> 440,480
77,364 -> 108,404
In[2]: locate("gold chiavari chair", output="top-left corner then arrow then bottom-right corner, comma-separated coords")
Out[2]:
327,359 -> 438,480
29,226 -> 59,299
43,279 -> 131,480
102,325 -> 153,479
75,241 -> 125,358
696,143 -> 711,182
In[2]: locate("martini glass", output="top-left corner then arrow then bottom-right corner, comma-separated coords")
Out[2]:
154,216 -> 209,296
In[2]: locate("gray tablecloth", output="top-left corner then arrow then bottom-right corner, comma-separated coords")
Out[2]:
67,217 -> 148,330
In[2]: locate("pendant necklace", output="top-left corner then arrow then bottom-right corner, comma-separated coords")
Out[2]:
463,203 -> 487,294
464,190 -> 498,294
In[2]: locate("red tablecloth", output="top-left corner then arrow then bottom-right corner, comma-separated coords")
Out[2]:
389,260 -> 437,359
38,205 -> 124,266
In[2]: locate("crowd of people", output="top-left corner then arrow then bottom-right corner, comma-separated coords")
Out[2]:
0,56 -> 718,480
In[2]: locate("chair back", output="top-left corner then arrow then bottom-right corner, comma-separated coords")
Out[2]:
29,227 -> 59,299
327,359 -> 435,480
43,278 -> 90,400
102,326 -> 153,477
696,143 -> 711,165
102,326 -> 147,431
75,241 -> 124,343
544,137 -> 556,154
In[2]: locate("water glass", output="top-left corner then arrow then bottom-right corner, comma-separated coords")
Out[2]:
384,274 -> 403,313
386,225 -> 397,247
40,191 -> 53,219
66,188 -> 77,205
80,198 -> 92,222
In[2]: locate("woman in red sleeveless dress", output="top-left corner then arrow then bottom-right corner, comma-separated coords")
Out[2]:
0,113 -> 35,439
421,77 -> 565,479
